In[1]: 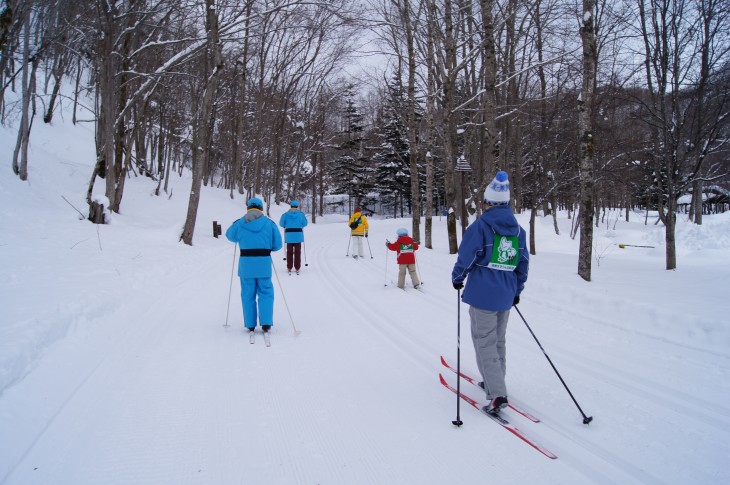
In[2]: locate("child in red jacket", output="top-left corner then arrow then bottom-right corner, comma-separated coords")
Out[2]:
386,228 -> 421,289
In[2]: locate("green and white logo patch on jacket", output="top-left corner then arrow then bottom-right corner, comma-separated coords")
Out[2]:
487,234 -> 519,271
399,243 -> 414,253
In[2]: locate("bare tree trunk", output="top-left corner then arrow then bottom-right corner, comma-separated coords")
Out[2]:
43,53 -> 65,123
691,179 -> 703,225
665,195 -> 677,269
311,148 -> 318,224
12,5 -> 31,181
231,7 -> 251,200
92,2 -> 118,221
577,0 -> 597,281
502,0 -> 521,212
72,56 -> 82,125
529,206 -> 537,255
480,0 -> 498,183
181,0 -> 223,245
423,0 -> 437,250
442,0 -> 459,253
155,111 -> 166,196
397,0 -> 421,242
551,191 -> 560,235
425,153 -> 434,249
571,208 -> 581,239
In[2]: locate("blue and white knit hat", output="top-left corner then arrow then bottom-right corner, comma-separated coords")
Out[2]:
484,171 -> 511,205
397,228 -> 408,236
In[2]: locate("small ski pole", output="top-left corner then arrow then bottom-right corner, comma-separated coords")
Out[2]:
513,305 -> 593,424
384,243 -> 389,286
346,234 -> 351,256
415,251 -> 424,285
365,233 -> 374,259
303,240 -> 308,266
224,244 -> 237,328
453,289 -> 463,426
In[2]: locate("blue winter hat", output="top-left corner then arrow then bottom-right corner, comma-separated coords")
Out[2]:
397,227 -> 408,236
484,171 -> 511,205
247,197 -> 263,210
290,200 -> 299,207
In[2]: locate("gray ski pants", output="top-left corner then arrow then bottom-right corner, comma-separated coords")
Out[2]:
469,306 -> 510,399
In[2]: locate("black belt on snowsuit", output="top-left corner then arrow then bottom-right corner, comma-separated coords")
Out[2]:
240,249 -> 272,257
285,228 -> 303,233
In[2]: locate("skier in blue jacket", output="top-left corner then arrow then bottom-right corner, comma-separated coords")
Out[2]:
279,200 -> 308,274
226,197 -> 283,334
452,171 -> 529,415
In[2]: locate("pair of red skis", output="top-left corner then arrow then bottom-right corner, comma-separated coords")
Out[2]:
439,356 -> 557,459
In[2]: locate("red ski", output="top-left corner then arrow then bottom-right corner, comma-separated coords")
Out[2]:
439,374 -> 557,459
440,356 -> 540,423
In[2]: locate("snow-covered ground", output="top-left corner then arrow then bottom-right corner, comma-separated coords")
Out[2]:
1,110 -> 730,484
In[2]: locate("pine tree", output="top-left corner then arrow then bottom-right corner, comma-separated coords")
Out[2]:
372,77 -> 411,217
328,85 -> 371,206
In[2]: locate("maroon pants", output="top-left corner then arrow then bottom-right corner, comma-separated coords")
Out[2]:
286,243 -> 302,271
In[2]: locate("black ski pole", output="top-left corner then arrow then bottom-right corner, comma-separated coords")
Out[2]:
365,233 -> 374,259
453,289 -> 463,426
513,305 -> 593,424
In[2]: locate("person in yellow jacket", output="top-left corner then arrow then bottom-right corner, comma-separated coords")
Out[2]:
348,207 -> 369,258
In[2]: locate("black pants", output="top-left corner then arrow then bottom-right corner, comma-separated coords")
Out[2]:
286,243 -> 302,271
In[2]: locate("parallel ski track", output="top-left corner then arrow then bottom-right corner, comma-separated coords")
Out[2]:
311,235 -> 665,485
304,241 -> 456,484
360,249 -> 730,429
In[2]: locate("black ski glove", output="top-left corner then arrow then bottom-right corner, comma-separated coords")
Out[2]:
365,233 -> 368,237
453,281 -> 464,290
513,295 -> 520,306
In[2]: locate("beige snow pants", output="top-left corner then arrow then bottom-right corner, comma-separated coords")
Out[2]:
397,264 -> 420,289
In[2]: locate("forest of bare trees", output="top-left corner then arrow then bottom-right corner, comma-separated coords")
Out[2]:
2,0 -> 729,277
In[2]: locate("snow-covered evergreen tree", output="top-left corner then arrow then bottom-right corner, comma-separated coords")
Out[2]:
372,77 -> 411,217
328,84 -> 372,208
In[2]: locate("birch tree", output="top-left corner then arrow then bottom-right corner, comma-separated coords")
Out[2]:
577,0 -> 597,281
10,1 -> 31,181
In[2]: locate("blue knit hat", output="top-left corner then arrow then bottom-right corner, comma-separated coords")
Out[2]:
484,171 -> 511,205
397,228 -> 408,236
247,197 -> 263,210
290,200 -> 299,208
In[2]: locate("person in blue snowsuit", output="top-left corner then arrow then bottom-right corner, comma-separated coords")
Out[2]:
452,171 -> 529,415
226,198 -> 282,333
279,200 -> 308,274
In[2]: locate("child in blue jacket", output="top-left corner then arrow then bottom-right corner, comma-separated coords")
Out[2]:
226,198 -> 283,333
279,200 -> 308,274
452,171 -> 529,415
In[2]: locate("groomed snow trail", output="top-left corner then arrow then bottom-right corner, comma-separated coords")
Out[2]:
1,215 -> 729,484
